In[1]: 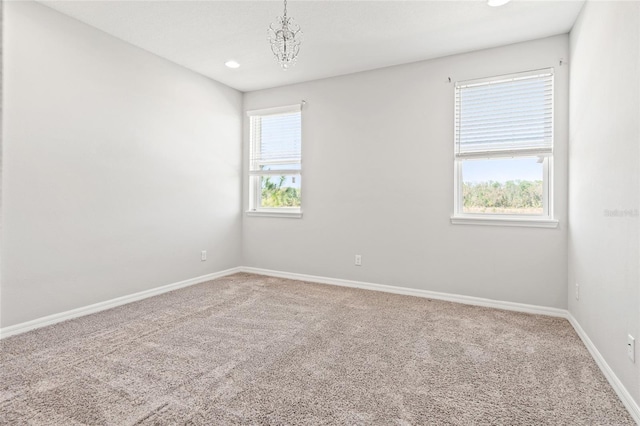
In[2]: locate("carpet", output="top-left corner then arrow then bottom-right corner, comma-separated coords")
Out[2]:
0,273 -> 634,425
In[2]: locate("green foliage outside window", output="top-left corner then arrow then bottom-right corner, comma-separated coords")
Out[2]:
261,176 -> 301,207
463,180 -> 543,214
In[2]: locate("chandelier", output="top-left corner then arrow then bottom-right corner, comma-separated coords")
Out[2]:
267,0 -> 303,70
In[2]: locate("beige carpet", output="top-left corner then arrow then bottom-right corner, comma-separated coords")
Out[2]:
0,273 -> 634,425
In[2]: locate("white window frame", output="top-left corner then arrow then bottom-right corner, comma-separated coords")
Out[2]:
451,69 -> 558,228
246,104 -> 303,218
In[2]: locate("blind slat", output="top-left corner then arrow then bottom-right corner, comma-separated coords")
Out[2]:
457,80 -> 552,97
455,95 -> 552,111
458,85 -> 553,98
459,117 -> 552,132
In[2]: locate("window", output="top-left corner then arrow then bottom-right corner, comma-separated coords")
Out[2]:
247,104 -> 302,218
452,69 -> 557,227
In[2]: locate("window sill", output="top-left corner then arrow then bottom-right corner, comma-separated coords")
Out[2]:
450,216 -> 558,228
246,210 -> 302,219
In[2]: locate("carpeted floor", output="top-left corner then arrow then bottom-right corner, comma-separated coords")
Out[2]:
0,273 -> 634,425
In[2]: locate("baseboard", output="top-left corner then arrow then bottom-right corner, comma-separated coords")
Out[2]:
567,314 -> 640,424
239,266 -> 568,318
0,267 -> 242,339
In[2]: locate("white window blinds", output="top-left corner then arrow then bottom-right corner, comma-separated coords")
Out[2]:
248,105 -> 301,173
455,70 -> 553,157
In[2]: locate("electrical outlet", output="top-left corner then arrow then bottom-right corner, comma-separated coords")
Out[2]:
628,335 -> 635,363
575,283 -> 579,301
201,250 -> 207,261
355,255 -> 362,266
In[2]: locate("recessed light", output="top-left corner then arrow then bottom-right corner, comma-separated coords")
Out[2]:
487,0 -> 511,6
225,60 -> 240,69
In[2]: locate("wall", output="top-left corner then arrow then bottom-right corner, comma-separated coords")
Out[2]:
1,1 -> 242,327
568,0 -> 640,407
243,36 -> 569,309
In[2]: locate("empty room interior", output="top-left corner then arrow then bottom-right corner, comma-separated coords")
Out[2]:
1,0 -> 639,424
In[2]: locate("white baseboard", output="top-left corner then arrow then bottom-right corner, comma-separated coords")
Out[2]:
0,267 -> 242,339
567,314 -> 640,424
240,266 -> 568,318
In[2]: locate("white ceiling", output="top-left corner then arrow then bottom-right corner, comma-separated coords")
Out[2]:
39,0 -> 585,92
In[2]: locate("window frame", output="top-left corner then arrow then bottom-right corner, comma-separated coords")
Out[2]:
246,104 -> 303,219
451,69 -> 558,228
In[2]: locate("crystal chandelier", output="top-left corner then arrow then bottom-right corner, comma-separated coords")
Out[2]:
267,0 -> 303,70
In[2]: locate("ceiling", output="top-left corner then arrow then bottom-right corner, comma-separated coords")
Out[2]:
39,0 -> 585,92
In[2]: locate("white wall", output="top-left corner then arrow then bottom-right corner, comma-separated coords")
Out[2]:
1,1 -> 243,327
243,36 -> 569,309
568,0 -> 640,407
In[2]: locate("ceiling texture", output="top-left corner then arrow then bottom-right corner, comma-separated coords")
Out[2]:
39,0 -> 585,92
